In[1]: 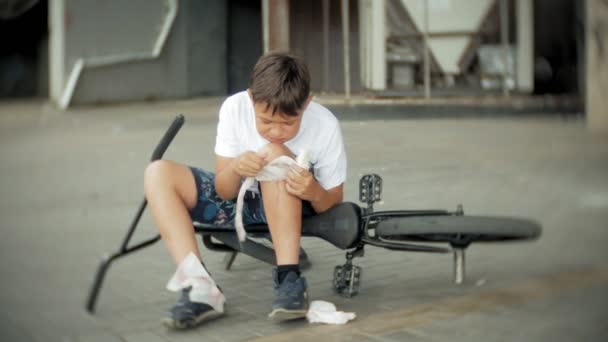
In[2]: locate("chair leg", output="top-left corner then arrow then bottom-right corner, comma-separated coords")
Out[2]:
85,234 -> 161,313
299,247 -> 311,270
86,255 -> 113,313
223,252 -> 238,270
87,115 -> 185,314
453,248 -> 466,284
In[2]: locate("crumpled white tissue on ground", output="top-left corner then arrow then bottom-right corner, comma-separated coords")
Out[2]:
166,252 -> 225,313
235,150 -> 310,242
306,300 -> 356,324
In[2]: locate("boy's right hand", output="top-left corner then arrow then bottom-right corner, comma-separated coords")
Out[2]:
233,151 -> 268,177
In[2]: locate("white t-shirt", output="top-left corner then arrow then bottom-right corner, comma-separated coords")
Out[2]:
214,91 -> 347,190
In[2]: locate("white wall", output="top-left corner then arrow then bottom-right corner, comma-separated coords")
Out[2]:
49,0 -> 227,108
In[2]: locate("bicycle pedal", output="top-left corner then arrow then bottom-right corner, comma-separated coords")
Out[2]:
359,174 -> 383,206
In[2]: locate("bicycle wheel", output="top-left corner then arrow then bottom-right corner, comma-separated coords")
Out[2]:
375,215 -> 541,246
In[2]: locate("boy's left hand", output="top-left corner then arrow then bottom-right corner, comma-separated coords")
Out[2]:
285,165 -> 321,202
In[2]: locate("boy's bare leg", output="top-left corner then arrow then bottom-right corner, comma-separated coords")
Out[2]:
261,175 -> 307,321
145,160 -> 225,329
144,160 -> 200,265
258,143 -> 302,265
260,146 -> 308,321
260,180 -> 302,265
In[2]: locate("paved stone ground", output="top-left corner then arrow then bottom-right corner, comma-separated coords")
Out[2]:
0,98 -> 607,342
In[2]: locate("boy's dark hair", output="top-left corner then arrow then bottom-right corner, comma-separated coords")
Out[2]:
249,52 -> 310,116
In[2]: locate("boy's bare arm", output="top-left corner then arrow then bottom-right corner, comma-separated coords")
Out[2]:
286,167 -> 344,213
215,152 -> 267,200
216,149 -> 343,212
309,184 -> 344,214
214,156 -> 241,200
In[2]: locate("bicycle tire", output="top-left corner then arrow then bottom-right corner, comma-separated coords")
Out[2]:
375,215 -> 541,245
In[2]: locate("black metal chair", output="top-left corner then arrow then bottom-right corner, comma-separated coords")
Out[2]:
85,115 -> 362,313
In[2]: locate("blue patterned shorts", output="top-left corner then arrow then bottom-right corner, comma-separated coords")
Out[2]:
188,167 -> 267,226
188,167 -> 317,226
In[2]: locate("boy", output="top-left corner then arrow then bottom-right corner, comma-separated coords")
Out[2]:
144,52 -> 347,329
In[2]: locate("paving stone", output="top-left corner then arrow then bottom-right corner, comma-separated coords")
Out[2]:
122,331 -> 168,342
1,100 -> 607,342
75,332 -> 124,342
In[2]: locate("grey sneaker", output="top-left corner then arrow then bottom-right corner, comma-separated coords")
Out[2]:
162,287 -> 224,329
268,268 -> 309,321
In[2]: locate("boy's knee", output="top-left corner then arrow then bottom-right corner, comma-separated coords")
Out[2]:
261,143 -> 294,162
144,160 -> 174,191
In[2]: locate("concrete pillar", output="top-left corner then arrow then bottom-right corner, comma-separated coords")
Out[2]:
341,0 -> 351,98
359,0 -> 386,90
586,0 -> 608,134
265,0 -> 289,52
49,0 -> 65,104
516,0 -> 534,93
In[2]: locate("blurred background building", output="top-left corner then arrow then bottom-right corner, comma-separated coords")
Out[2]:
0,0 -> 606,131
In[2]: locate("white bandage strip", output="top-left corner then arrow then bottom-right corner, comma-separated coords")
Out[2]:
306,300 -> 356,324
166,252 -> 225,313
235,149 -> 310,242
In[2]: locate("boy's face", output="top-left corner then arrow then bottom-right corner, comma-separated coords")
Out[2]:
253,102 -> 303,144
